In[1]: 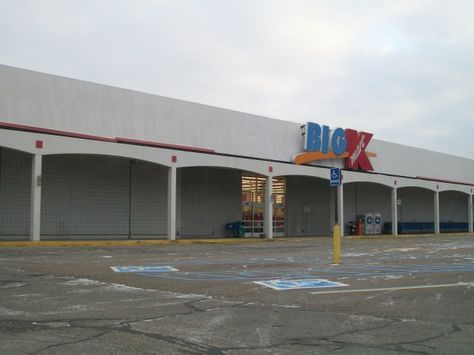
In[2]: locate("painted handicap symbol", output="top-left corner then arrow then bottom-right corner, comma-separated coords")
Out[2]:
254,279 -> 348,290
111,265 -> 178,273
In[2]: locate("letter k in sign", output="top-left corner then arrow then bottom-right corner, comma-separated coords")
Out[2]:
345,129 -> 374,171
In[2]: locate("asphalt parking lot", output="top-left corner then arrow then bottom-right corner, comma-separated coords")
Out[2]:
1,235 -> 473,354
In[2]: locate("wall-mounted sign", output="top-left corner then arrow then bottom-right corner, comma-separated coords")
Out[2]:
330,168 -> 341,186
293,122 -> 376,171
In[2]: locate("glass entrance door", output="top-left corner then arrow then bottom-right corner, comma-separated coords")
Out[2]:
241,175 -> 285,237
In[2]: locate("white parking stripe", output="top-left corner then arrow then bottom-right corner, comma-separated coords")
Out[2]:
310,282 -> 474,295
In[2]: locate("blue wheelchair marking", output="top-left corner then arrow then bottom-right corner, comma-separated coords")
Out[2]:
147,271 -> 317,282
111,265 -> 178,273
133,262 -> 474,281
110,259 -> 474,282
139,272 -> 246,281
254,279 -> 348,290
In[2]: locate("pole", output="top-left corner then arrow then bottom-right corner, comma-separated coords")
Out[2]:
332,224 -> 341,265
337,183 -> 344,236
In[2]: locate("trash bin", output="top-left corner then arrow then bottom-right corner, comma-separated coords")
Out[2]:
225,221 -> 244,237
346,221 -> 355,235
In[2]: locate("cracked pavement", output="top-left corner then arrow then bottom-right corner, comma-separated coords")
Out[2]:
1,235 -> 474,354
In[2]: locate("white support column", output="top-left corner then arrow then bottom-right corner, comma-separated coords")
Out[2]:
30,154 -> 42,242
167,166 -> 177,241
468,194 -> 473,234
264,176 -> 273,239
434,191 -> 440,235
337,183 -> 344,237
391,187 -> 398,236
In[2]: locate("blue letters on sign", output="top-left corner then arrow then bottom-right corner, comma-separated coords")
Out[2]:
321,125 -> 330,153
305,122 -> 347,156
331,128 -> 347,155
305,122 -> 322,151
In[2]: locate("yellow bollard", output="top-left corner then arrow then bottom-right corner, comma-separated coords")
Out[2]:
332,224 -> 341,265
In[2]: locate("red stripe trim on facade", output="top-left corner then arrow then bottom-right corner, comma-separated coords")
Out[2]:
115,137 -> 215,154
0,121 -> 216,154
0,121 -> 116,142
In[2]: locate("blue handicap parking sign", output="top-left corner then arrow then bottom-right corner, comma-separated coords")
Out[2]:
111,265 -> 178,273
330,168 -> 341,186
254,279 -> 348,290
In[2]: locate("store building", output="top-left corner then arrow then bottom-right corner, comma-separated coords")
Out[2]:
0,64 -> 473,241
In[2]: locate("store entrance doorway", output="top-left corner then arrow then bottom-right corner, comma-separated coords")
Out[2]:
241,175 -> 286,237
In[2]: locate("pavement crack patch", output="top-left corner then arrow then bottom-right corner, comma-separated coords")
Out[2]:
318,318 -> 465,354
184,299 -> 209,313
49,317 -> 226,354
0,281 -> 28,289
184,298 -> 248,313
32,330 -> 110,354
119,327 -> 225,354
378,325 -> 464,351
328,318 -> 400,339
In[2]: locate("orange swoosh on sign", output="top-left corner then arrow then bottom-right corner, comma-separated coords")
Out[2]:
293,151 -> 377,165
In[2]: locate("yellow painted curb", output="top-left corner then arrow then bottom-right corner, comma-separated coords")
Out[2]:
2,234 -> 470,247
345,232 -> 474,240
0,238 -> 276,247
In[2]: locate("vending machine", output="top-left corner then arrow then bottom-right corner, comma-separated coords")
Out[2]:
373,213 -> 382,234
364,213 -> 374,235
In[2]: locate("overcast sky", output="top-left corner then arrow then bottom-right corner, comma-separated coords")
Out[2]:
1,0 -> 473,158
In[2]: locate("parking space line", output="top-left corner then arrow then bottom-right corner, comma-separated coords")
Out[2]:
309,282 -> 474,295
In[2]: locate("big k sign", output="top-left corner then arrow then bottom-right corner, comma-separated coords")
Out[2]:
293,122 -> 377,171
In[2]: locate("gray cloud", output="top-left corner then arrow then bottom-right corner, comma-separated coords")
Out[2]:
0,0 -> 473,158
